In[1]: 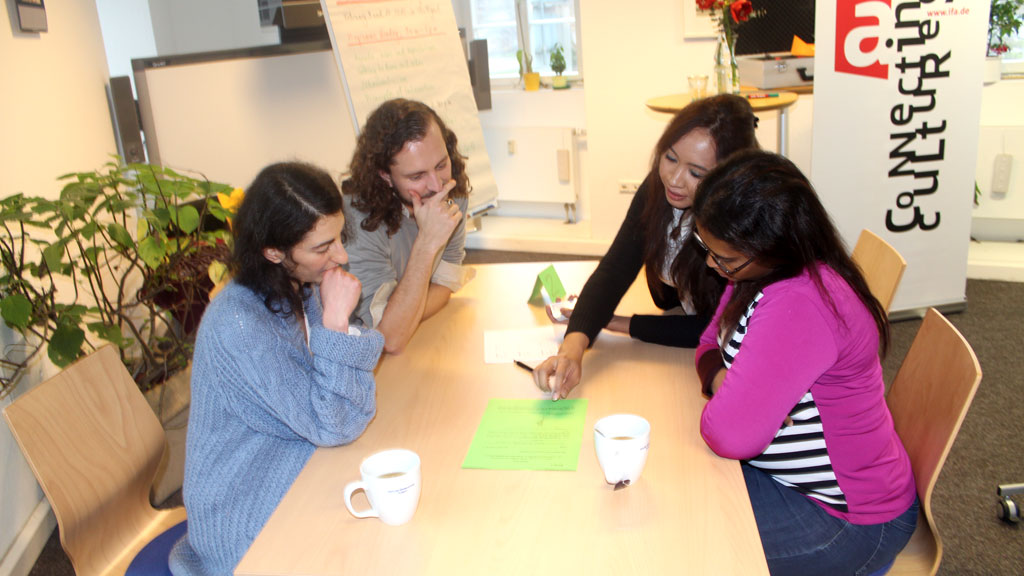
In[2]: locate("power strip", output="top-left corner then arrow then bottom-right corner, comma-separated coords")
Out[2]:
992,154 -> 1013,195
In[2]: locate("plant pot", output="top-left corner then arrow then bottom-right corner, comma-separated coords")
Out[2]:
552,75 -> 568,89
523,72 -> 541,91
984,55 -> 1003,85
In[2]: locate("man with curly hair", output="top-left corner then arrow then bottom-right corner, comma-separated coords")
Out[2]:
341,99 -> 472,354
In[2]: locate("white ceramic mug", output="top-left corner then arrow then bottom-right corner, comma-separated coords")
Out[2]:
594,414 -> 650,486
343,449 -> 421,526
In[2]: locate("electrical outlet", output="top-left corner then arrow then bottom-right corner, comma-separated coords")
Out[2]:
992,154 -> 1013,195
618,180 -> 641,194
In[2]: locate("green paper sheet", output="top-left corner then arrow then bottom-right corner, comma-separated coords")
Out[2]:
462,398 -> 588,470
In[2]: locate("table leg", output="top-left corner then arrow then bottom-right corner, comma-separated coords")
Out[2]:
777,107 -> 789,157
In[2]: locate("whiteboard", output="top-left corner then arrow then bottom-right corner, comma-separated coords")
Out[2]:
135,47 -> 357,190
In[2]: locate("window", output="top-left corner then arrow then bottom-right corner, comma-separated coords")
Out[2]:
257,0 -> 282,27
466,0 -> 581,80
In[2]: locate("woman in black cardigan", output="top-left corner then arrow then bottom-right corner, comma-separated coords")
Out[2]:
534,94 -> 759,399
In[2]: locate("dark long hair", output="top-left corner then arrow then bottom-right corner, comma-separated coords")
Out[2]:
232,162 -> 344,317
343,98 -> 470,236
691,150 -> 890,356
641,94 -> 759,315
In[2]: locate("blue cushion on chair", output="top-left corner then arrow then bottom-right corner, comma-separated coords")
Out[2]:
125,520 -> 188,576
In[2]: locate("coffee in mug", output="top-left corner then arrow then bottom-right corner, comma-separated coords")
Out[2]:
344,449 -> 421,526
594,414 -> 650,486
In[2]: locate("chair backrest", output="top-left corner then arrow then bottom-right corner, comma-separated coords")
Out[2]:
852,228 -> 907,313
3,345 -> 169,575
886,308 -> 982,575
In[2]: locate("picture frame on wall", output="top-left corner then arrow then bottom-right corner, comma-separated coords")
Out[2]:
15,0 -> 48,33
683,0 -> 716,39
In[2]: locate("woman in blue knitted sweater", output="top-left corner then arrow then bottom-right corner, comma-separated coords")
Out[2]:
169,162 -> 385,575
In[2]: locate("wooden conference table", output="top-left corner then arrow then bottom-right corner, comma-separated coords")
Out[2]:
236,261 -> 768,575
646,91 -> 798,156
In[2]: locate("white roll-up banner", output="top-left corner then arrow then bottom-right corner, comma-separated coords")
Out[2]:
811,1 -> 989,313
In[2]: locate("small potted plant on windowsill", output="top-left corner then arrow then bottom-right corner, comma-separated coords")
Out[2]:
550,43 -> 568,89
515,4 -> 540,91
518,49 -> 540,91
986,0 -> 1023,84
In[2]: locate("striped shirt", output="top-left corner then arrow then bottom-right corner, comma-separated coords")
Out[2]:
718,291 -> 848,512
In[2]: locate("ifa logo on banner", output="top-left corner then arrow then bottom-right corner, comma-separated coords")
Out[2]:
835,0 -> 896,79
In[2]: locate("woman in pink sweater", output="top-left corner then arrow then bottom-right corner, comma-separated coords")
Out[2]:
691,150 -> 918,575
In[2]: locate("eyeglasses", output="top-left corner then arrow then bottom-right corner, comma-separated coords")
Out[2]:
692,231 -> 755,276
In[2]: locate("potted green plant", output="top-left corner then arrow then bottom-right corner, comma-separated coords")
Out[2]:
550,43 -> 568,89
986,0 -> 1024,83
0,159 -> 237,409
517,50 -> 540,91
515,5 -> 540,91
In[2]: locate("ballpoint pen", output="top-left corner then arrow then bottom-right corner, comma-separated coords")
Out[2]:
513,360 -> 535,373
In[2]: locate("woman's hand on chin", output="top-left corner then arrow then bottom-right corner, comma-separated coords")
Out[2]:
320,267 -> 361,332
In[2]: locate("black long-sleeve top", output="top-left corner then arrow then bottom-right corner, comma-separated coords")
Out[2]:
566,175 -> 711,348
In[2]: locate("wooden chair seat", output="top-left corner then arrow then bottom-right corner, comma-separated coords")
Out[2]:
852,229 -> 907,313
885,309 -> 982,575
3,345 -> 187,575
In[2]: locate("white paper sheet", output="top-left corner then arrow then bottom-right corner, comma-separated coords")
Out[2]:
483,327 -> 563,364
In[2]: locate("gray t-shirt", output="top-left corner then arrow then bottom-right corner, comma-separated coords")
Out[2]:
343,193 -> 470,328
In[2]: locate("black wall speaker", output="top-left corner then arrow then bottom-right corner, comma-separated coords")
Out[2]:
468,39 -> 491,111
107,76 -> 146,164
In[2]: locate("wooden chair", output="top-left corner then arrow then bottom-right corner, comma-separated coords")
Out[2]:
886,309 -> 982,575
3,345 -> 187,575
852,228 -> 907,313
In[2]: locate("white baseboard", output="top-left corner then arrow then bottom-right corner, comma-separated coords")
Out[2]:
967,240 -> 1024,282
0,499 -> 55,576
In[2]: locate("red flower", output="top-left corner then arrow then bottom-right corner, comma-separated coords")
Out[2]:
992,44 -> 1009,55
730,0 -> 752,23
696,0 -> 719,10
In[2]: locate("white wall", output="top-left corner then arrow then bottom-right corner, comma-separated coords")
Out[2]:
146,0 -> 278,56
96,0 -> 157,82
0,2 -> 115,572
580,1 -> 707,240
972,80 -> 1024,241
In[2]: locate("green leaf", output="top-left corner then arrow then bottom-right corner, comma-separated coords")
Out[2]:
107,222 -> 134,250
31,199 -> 57,214
205,201 -> 231,223
56,303 -> 88,319
79,221 -> 99,240
106,197 -> 138,212
42,241 -> 66,271
48,321 -> 85,367
169,205 -> 200,234
208,260 -> 228,285
83,246 -> 102,266
0,294 -> 33,330
87,322 -> 131,348
138,235 -> 166,269
150,207 -> 172,229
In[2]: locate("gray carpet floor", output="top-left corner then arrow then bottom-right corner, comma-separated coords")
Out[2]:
27,250 -> 1023,575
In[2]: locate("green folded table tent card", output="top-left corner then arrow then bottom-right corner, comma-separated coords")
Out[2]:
527,264 -> 567,306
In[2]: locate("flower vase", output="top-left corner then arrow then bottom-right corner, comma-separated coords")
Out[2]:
714,30 -> 741,94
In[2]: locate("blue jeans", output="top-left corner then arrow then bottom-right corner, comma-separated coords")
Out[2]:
742,464 -> 919,576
